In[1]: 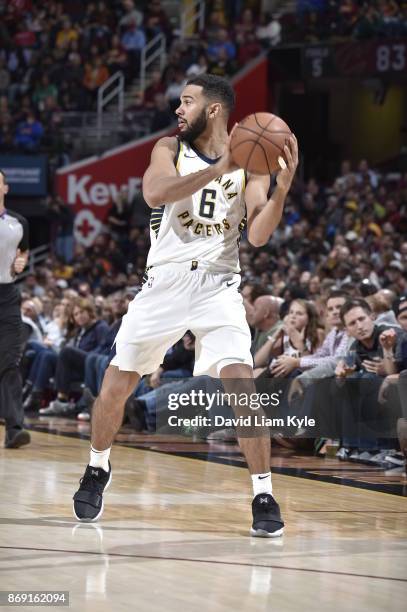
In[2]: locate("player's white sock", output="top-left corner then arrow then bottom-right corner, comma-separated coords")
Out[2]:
90,445 -> 111,472
252,472 -> 272,497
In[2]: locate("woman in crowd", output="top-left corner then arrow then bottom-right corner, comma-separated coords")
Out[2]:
23,301 -> 70,410
38,298 -> 109,415
254,299 -> 323,378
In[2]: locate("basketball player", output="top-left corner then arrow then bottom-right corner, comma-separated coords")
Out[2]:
73,75 -> 298,536
0,169 -> 31,448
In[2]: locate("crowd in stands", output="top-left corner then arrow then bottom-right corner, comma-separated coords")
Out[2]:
2,0 -> 405,155
1,3 -> 406,469
0,0 -> 173,155
17,156 -> 407,470
0,0 -> 279,155
291,0 -> 407,42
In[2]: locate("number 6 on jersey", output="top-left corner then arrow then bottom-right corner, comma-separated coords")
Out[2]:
199,188 -> 217,219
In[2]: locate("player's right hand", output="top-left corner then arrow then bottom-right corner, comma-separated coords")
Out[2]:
214,124 -> 239,176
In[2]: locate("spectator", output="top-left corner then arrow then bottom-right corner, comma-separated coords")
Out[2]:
83,57 -> 109,102
165,70 -> 187,112
284,290 -> 350,377
14,111 -> 43,152
47,196 -> 75,264
144,0 -> 172,41
120,22 -> 146,79
23,302 -> 69,410
186,54 -> 209,78
205,11 -> 225,45
32,74 -> 58,111
55,17 -> 79,49
122,91 -> 153,140
256,12 -> 282,47
245,295 -> 283,356
254,299 -> 323,377
75,293 -> 132,421
234,8 -> 257,39
39,298 -> 109,415
366,289 -> 400,327
144,70 -> 166,108
207,28 -> 236,62
119,0 -> 143,30
0,57 -> 10,95
107,186 -> 134,243
105,34 -> 128,76
150,93 -> 174,133
21,299 -> 43,343
236,33 -> 262,66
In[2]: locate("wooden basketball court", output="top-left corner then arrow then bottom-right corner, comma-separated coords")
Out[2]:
0,422 -> 406,611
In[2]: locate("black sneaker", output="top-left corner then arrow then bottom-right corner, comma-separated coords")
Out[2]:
251,493 -> 284,538
4,429 -> 31,449
73,462 -> 112,522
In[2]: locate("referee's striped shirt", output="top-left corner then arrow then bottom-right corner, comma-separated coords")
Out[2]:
0,210 -> 29,284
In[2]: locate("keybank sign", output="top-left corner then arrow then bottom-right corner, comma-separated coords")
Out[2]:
67,175 -> 141,206
55,130 -> 168,245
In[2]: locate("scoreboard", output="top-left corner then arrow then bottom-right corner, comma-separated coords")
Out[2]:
302,39 -> 407,79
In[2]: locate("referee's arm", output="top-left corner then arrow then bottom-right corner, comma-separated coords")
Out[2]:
9,211 -> 30,274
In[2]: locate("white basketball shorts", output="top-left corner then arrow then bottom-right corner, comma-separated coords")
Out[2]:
110,262 -> 253,377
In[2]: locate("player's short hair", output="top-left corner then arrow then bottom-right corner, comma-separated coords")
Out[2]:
0,169 -> 7,184
340,298 -> 372,324
186,74 -> 235,116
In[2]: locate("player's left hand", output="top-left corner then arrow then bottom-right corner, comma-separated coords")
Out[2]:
13,249 -> 28,274
214,124 -> 239,176
276,134 -> 298,193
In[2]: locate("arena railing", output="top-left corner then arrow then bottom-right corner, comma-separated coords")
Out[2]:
97,71 -> 125,138
140,33 -> 167,93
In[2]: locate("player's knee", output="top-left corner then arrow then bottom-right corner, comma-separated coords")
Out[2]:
100,369 -> 137,403
220,362 -> 253,379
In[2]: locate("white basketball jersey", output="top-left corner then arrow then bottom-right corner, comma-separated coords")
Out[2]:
146,139 -> 247,274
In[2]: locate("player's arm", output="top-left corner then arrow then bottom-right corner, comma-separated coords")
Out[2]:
143,137 -> 225,208
245,135 -> 298,247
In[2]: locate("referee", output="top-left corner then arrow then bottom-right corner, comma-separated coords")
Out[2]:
0,169 -> 31,448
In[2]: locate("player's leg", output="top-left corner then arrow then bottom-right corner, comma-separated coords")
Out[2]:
73,365 -> 140,522
220,362 -> 271,472
220,362 -> 284,537
91,365 -> 140,450
191,272 -> 284,537
73,267 -> 188,522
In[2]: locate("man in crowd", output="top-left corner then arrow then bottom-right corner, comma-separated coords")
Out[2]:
333,299 -> 401,463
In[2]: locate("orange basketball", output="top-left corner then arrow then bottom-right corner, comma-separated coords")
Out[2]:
230,112 -> 292,175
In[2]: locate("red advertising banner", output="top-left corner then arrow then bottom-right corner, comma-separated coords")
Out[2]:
56,55 -> 268,246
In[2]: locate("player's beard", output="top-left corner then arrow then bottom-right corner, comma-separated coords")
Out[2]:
180,108 -> 208,144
